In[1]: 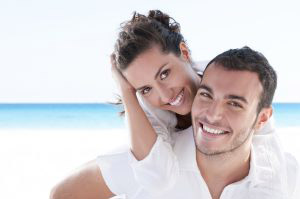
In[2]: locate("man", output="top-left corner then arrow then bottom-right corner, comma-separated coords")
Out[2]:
190,47 -> 299,198
51,47 -> 299,199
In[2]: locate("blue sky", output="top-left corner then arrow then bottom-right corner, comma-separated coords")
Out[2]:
0,0 -> 299,103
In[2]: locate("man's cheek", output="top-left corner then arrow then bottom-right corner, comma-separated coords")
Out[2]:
192,99 -> 202,113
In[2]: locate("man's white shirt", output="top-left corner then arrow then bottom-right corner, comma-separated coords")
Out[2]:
97,126 -> 300,199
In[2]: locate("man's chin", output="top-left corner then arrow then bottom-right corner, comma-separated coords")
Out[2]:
195,144 -> 232,158
197,148 -> 223,156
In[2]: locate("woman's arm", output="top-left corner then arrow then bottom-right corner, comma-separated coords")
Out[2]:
111,55 -> 157,161
122,91 -> 158,160
50,160 -> 115,199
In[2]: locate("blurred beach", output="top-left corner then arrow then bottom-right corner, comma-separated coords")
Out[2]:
0,103 -> 299,199
0,128 -> 130,199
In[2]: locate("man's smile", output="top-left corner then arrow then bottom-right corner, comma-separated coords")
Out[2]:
197,121 -> 231,140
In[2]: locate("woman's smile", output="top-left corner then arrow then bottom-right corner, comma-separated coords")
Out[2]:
168,89 -> 184,106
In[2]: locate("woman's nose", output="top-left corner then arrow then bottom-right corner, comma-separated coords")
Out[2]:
156,84 -> 173,104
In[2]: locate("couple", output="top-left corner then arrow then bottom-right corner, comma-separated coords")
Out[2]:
51,10 -> 299,199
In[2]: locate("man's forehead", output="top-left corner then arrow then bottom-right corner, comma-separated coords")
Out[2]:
201,63 -> 263,100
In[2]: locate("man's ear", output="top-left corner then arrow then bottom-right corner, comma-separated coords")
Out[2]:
179,42 -> 191,62
254,107 -> 273,131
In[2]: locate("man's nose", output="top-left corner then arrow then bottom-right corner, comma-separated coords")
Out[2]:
156,84 -> 173,104
206,101 -> 223,123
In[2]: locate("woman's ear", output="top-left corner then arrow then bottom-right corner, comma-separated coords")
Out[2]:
179,42 -> 191,62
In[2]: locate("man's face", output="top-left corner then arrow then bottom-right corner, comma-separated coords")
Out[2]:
192,63 -> 266,156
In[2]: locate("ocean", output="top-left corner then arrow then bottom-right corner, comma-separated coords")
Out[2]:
0,103 -> 299,129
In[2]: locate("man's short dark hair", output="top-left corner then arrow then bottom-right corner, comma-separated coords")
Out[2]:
205,46 -> 277,113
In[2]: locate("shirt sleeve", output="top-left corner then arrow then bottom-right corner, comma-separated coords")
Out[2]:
285,152 -> 300,198
128,136 -> 180,195
97,151 -> 141,197
292,169 -> 300,199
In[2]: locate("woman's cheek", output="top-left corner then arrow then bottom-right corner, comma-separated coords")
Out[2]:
145,94 -> 160,108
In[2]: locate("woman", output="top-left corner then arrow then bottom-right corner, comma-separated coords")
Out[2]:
109,9 -> 206,193
50,10 -> 274,199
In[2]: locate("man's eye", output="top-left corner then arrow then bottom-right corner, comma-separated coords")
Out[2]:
228,101 -> 242,108
199,92 -> 212,99
160,69 -> 170,80
141,87 -> 151,95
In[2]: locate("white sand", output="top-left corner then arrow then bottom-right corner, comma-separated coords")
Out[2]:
0,128 -> 129,199
0,128 -> 299,199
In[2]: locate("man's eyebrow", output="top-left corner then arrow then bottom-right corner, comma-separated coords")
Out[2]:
226,95 -> 248,104
198,84 -> 213,94
136,63 -> 168,91
154,63 -> 168,80
198,85 -> 248,104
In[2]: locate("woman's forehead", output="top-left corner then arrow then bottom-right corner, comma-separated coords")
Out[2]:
123,49 -> 175,80
124,61 -> 169,88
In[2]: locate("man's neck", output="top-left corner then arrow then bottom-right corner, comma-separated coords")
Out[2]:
196,143 -> 251,199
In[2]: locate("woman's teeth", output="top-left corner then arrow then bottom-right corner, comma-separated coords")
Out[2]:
203,125 -> 225,135
170,90 -> 184,106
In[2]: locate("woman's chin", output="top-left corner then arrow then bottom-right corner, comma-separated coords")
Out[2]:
172,105 -> 191,115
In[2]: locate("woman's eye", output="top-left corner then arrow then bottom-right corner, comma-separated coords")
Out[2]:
141,87 -> 151,95
160,69 -> 170,80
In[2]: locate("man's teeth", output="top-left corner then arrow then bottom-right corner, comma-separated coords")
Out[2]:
203,125 -> 225,135
170,90 -> 184,106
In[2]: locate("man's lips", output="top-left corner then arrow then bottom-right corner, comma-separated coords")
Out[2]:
198,122 -> 230,137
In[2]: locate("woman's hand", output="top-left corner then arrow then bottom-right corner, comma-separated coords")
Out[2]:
110,54 -> 135,94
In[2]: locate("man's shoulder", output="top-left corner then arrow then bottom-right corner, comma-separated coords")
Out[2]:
284,152 -> 300,197
50,160 -> 114,199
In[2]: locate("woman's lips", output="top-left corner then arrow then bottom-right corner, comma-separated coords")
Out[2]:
169,89 -> 184,106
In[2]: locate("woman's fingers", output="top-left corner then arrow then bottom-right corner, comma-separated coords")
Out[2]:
110,53 -> 135,92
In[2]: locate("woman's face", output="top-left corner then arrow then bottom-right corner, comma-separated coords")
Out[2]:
122,44 -> 201,115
